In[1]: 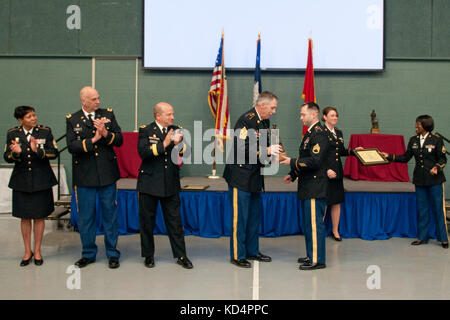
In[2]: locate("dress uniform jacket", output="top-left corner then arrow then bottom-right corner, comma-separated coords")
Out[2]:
223,108 -> 270,193
4,125 -> 58,192
137,122 -> 185,197
387,133 -> 446,186
323,126 -> 352,179
66,108 -> 123,187
288,122 -> 330,199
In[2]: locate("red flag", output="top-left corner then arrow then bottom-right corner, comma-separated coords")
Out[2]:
302,38 -> 316,135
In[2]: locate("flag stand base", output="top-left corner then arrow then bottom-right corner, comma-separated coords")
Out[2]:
207,169 -> 221,179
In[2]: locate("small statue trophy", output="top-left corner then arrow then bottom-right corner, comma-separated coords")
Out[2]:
272,124 -> 287,161
370,110 -> 380,134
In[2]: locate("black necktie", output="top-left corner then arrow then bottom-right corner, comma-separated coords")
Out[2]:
88,114 -> 93,125
26,132 -> 31,142
162,127 -> 167,135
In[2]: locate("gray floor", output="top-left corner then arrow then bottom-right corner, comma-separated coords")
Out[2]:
1,214 -> 449,300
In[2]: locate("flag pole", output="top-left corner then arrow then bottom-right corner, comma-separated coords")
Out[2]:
208,30 -> 225,179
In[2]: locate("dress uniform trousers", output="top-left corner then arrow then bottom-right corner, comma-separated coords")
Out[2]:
76,183 -> 120,261
138,192 -> 186,259
228,186 -> 261,260
415,184 -> 448,243
301,198 -> 327,265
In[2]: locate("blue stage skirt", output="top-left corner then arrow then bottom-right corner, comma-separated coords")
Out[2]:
70,190 -> 437,240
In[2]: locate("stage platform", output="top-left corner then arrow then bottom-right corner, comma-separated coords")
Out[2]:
69,176 -> 439,241
116,176 -> 416,193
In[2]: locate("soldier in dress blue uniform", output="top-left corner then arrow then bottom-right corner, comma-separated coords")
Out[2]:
382,115 -> 448,248
137,102 -> 193,269
281,102 -> 330,270
66,86 -> 123,269
4,106 -> 58,267
223,91 -> 281,268
322,106 -> 357,242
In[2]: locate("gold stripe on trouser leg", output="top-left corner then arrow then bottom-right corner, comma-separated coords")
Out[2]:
233,188 -> 238,260
311,198 -> 317,264
74,186 -> 79,214
443,183 -> 448,232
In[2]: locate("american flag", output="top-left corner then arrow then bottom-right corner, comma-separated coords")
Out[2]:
208,33 -> 230,152
252,33 -> 262,107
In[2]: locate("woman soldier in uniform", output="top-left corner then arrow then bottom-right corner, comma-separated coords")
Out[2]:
4,106 -> 59,266
382,115 -> 448,248
322,107 -> 356,241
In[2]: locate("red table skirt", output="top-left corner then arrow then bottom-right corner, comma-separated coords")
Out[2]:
343,134 -> 410,182
114,132 -> 141,179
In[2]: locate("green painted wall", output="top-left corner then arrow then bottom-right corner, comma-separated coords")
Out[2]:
1,0 -> 449,197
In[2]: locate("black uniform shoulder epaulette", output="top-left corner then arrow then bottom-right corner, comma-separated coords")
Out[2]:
66,114 -> 72,119
8,126 -> 20,133
106,107 -> 113,112
140,125 -> 147,129
314,125 -> 323,132
432,133 -> 441,138
410,134 -> 418,139
37,124 -> 50,130
245,112 -> 256,120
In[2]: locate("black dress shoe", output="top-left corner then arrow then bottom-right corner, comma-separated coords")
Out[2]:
20,252 -> 33,267
144,257 -> 155,268
108,257 -> 120,269
411,240 -> 428,245
442,242 -> 449,249
177,256 -> 193,269
331,233 -> 342,242
299,262 -> 326,270
297,257 -> 310,264
247,253 -> 272,262
75,257 -> 95,268
230,259 -> 251,268
34,257 -> 44,266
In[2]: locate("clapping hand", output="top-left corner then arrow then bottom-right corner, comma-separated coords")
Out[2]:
172,129 -> 183,145
29,136 -> 38,153
10,139 -> 22,155
94,118 -> 108,138
163,129 -> 174,148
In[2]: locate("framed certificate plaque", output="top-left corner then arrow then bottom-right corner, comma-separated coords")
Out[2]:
353,148 -> 389,166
